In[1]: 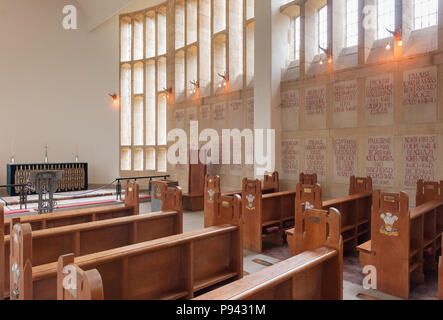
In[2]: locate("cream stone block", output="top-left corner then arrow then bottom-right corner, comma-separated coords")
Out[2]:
365,136 -> 395,187
305,86 -> 327,129
365,73 -> 394,126
281,89 -> 300,130
281,139 -> 301,181
403,134 -> 438,189
403,66 -> 438,124
332,80 -> 358,128
333,138 -> 358,184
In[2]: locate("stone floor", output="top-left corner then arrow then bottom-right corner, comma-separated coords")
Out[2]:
139,202 -> 440,300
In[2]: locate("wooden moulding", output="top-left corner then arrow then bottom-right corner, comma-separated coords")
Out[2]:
2,181 -> 140,236
195,206 -> 343,300
7,187 -> 183,300
37,225 -> 242,300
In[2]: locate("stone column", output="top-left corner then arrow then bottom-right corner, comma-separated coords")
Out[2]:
254,0 -> 288,176
358,0 -> 375,65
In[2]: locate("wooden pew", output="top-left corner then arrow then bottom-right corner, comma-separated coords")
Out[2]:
2,182 -> 140,236
3,186 -> 182,299
195,205 -> 343,300
416,179 -> 443,205
357,189 -> 443,299
0,205 -> 4,300
57,255 -> 103,300
182,160 -> 207,211
204,173 -> 279,228
440,235 -> 442,300
241,178 -> 296,253
16,223 -> 242,300
286,176 -> 372,255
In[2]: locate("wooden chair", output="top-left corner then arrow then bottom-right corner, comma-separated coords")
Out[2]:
2,181 -> 140,236
195,205 -> 343,300
182,160 -> 207,211
286,176 -> 372,255
57,254 -> 103,300
203,173 -> 279,228
357,188 -> 443,299
3,186 -> 182,299
14,223 -> 242,300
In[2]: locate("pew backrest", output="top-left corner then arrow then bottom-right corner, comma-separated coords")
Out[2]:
295,183 -> 322,209
18,225 -> 242,300
57,254 -> 103,300
196,207 -> 343,300
416,180 -> 443,206
300,173 -> 317,185
188,160 -> 207,195
349,176 -> 373,195
263,172 -> 279,192
3,181 -> 140,236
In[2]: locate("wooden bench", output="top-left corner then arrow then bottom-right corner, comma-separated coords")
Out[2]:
2,186 -> 183,299
182,160 -> 207,211
18,223 -> 242,300
195,205 -> 343,300
2,182 -> 140,236
286,176 -> 372,255
440,235 -> 442,300
299,172 -> 318,185
357,188 -> 443,299
203,173 -> 279,228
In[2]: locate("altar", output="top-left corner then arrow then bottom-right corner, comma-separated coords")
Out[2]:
6,163 -> 88,196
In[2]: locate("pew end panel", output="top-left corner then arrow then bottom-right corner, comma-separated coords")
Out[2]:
161,186 -> 183,233
371,190 -> 414,299
416,180 -> 443,206
204,175 -> 221,228
299,173 -> 318,185
242,179 -> 263,253
10,222 -> 33,300
263,172 -> 279,193
57,254 -> 104,300
439,235 -> 442,300
183,161 -> 207,211
349,176 -> 373,195
124,181 -> 140,215
0,204 -> 4,299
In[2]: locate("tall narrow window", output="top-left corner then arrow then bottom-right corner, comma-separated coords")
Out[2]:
377,0 -> 395,39
295,16 -> 301,60
414,0 -> 438,30
346,0 -> 358,47
318,5 -> 328,53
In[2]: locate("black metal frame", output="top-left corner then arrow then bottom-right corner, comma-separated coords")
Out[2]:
115,175 -> 170,200
0,184 -> 29,209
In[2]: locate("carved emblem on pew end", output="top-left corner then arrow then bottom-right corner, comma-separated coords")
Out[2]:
207,189 -> 215,203
155,186 -> 162,199
246,194 -> 255,210
380,212 -> 399,237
